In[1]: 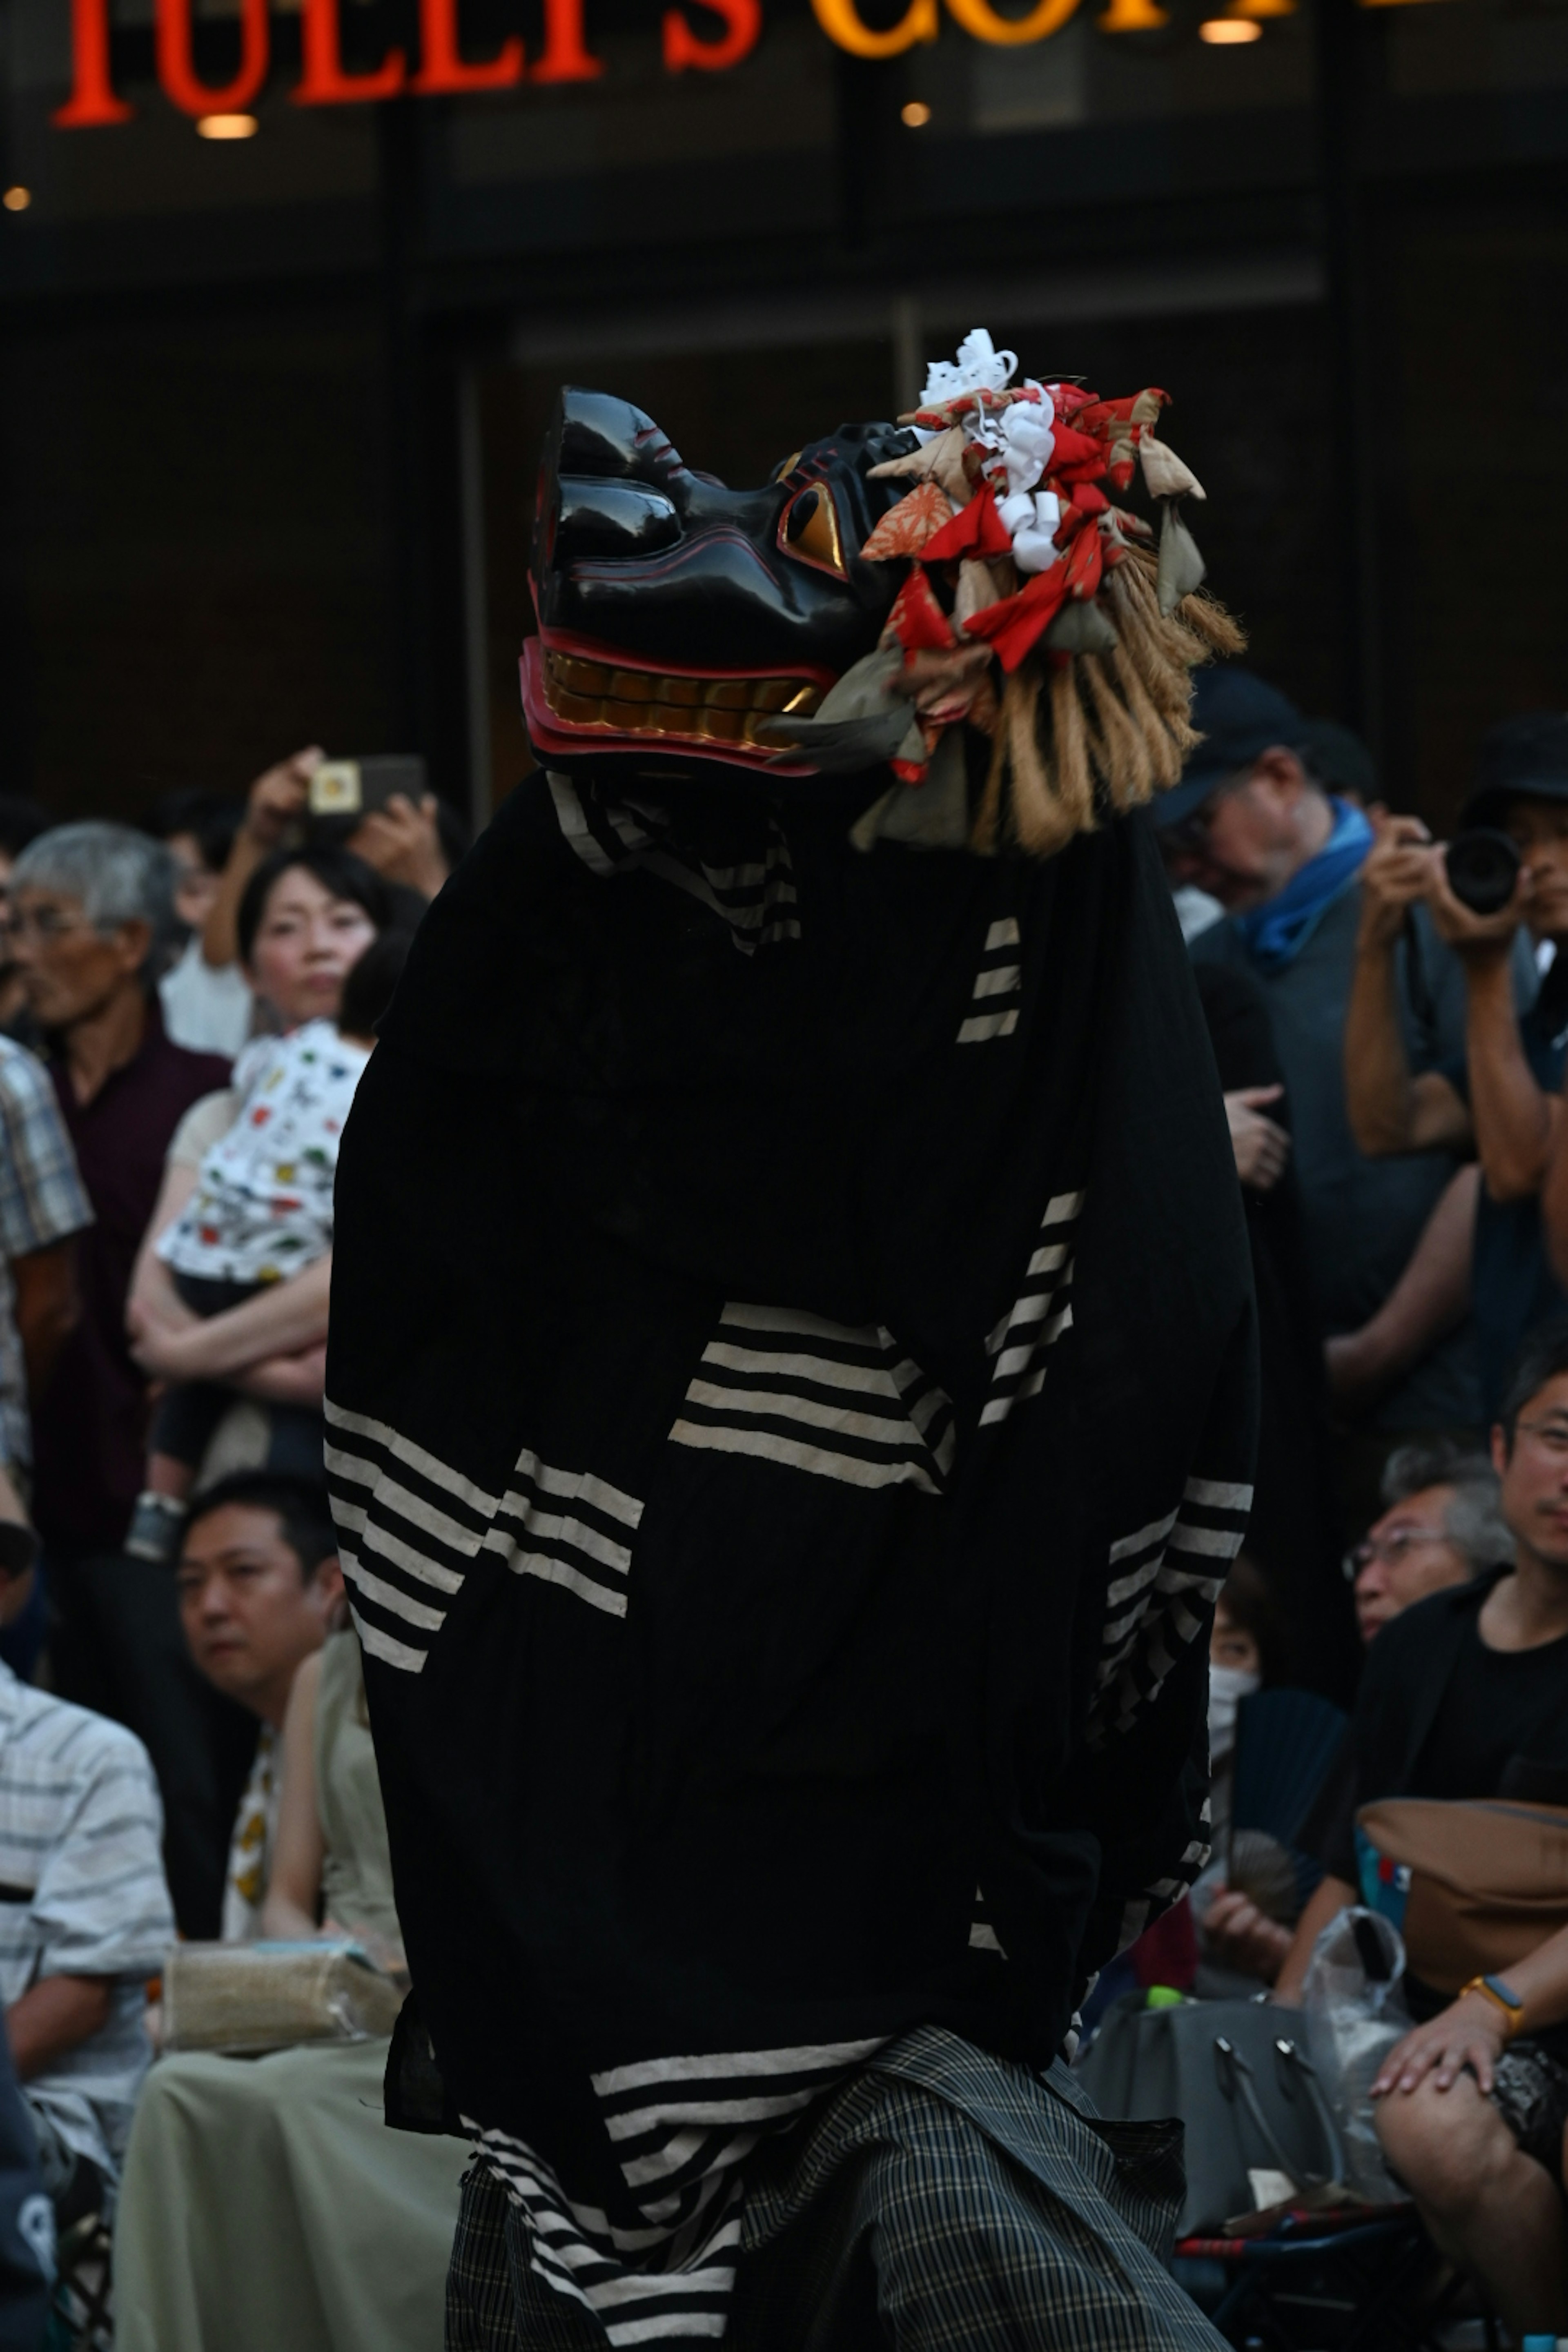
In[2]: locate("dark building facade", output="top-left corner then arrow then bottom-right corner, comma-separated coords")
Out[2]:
1,0 -> 1566,827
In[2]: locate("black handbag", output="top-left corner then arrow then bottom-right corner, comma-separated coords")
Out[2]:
1074,1995 -> 1347,2234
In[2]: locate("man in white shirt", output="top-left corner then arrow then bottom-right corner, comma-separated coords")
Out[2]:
0,1555 -> 173,2222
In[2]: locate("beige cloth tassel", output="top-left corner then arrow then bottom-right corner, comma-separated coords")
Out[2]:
1003,669 -> 1076,858
1109,635 -> 1183,791
1048,662 -> 1097,840
1079,654 -> 1155,812
1177,590 -> 1247,659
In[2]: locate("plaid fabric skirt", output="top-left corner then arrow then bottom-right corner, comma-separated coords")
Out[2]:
445,2027 -> 1224,2352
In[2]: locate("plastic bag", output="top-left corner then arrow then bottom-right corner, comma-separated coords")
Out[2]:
1299,1906 -> 1410,2203
162,1938 -> 403,2056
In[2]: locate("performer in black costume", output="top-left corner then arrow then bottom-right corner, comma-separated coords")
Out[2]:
327,334 -> 1255,2349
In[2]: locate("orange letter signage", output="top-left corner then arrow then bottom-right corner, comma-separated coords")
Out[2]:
156,0 -> 269,115
54,0 -> 132,125
809,0 -> 936,58
944,0 -> 1079,42
412,0 -> 524,92
294,0 -> 405,102
663,0 -> 762,68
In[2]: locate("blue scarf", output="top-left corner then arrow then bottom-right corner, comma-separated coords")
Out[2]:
1237,799 -> 1374,970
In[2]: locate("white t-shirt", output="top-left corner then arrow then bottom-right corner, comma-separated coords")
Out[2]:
158,935 -> 256,1060
156,1019 -> 370,1286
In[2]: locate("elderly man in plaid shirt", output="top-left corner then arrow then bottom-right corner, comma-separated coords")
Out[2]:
0,1032 -> 91,1598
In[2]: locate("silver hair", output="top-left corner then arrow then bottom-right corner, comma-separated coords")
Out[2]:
1381,1437 -> 1511,1575
11,823 -> 177,962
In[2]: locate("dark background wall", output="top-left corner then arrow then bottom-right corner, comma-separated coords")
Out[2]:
0,295 -> 396,816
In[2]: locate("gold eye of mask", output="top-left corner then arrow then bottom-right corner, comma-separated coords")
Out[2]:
777,483 -> 849,580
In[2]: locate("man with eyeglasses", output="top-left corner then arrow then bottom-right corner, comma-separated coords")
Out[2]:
1347,1435 -> 1509,1644
1198,1438 -> 1501,1981
1262,1324 -> 1568,2342
4,826 -> 230,1698
1157,669 -> 1527,1471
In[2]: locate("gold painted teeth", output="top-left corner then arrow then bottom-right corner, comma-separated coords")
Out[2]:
544,650 -> 822,748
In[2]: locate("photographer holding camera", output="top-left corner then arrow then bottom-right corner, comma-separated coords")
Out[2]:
1345,715 -> 1568,1418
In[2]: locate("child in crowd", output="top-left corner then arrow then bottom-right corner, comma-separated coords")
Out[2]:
125,849 -> 410,1561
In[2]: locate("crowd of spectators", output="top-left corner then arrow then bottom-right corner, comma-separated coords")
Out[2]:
0,680 -> 1562,2344
1149,673 -> 1568,2346
0,756 -> 464,2339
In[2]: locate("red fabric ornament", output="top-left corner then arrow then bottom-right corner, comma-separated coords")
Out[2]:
1046,384 -> 1098,421
918,482 -> 1013,567
960,562 -> 1071,673
1061,520 -> 1104,603
861,479 -> 956,562
888,568 -> 955,655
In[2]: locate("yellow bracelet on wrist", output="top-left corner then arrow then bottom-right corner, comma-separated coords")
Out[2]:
1461,1973 -> 1526,2040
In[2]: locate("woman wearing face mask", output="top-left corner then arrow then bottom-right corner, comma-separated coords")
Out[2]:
1191,1559 -> 1295,1992
122,849 -> 395,1562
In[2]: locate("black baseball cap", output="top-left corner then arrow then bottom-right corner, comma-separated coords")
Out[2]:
1154,667 -> 1308,831
1460,714 -> 1568,830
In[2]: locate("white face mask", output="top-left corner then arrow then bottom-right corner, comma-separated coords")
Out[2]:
1208,1663 -> 1261,1765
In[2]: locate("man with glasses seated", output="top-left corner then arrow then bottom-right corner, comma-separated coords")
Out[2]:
1155,670 -> 1534,1512
1264,1325 -> 1568,2343
1202,1437 -> 1508,1983
1347,1434 -> 1511,1643
2,825 -> 230,1704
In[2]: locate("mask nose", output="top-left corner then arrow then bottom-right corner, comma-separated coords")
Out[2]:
553,480 -> 681,568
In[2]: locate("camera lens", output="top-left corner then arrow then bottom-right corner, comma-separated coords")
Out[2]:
1445,828 -> 1521,916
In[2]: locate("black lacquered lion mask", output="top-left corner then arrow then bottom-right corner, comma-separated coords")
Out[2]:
522,340 -> 1246,858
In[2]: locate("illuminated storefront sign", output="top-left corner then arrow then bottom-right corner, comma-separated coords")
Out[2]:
52,0 -> 1434,127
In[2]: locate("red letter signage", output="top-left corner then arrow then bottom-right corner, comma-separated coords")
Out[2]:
412,0 -> 525,92
53,0 -> 132,125
294,0 -> 406,103
531,0 -> 604,81
662,0 -> 762,69
156,0 -> 269,115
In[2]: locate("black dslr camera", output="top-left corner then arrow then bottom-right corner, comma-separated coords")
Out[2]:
1445,827 -> 1521,915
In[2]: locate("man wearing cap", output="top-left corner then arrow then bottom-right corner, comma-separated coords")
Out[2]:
1344,714 -> 1568,1419
1158,667 -> 1497,1454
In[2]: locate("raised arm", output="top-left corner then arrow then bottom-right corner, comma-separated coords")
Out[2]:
201,749 -> 321,975
1425,861 -> 1556,1202
1346,816 -> 1472,1156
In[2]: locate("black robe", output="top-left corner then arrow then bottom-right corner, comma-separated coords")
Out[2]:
325,771 -> 1257,2342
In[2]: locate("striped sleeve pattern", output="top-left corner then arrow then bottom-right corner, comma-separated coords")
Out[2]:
670,1305 -> 954,1494
957,917 -> 1024,1045
325,1399 -> 646,1670
1089,1475 -> 1252,1745
979,1190 -> 1080,1428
